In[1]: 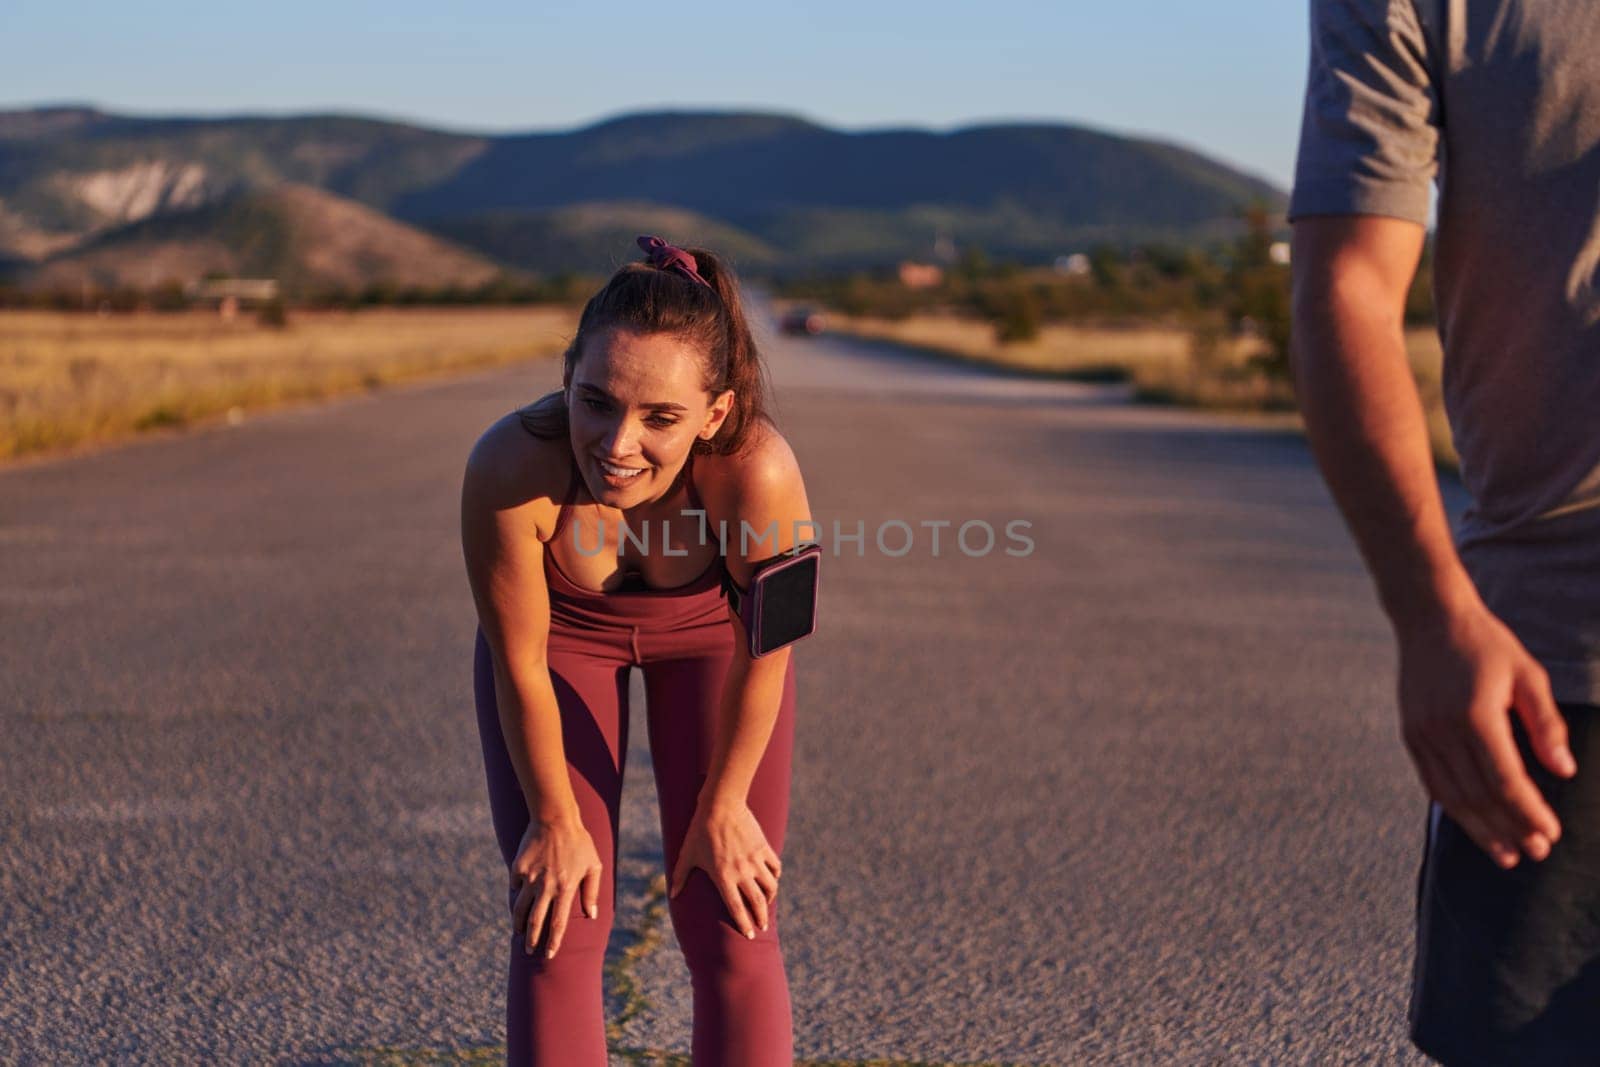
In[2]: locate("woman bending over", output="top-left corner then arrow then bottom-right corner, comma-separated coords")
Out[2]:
461,237 -> 812,1065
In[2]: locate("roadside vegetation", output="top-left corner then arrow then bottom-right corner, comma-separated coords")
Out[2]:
0,306 -> 578,462
0,273 -> 597,313
778,207 -> 1455,468
2,206 -> 1456,469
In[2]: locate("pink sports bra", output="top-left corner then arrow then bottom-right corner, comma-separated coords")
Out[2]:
544,449 -> 724,596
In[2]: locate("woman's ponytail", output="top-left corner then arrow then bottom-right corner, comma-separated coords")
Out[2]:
686,246 -> 776,455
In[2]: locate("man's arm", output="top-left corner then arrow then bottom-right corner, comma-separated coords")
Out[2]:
1290,215 -> 1575,868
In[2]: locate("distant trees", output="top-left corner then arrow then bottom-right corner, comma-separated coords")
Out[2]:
979,283 -> 1042,344
256,298 -> 288,328
1225,204 -> 1292,376
775,202 -> 1447,372
0,272 -> 599,313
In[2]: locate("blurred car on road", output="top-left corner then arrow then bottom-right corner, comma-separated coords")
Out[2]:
779,306 -> 827,336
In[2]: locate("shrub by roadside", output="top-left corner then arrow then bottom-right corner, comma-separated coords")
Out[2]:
807,307 -> 1456,471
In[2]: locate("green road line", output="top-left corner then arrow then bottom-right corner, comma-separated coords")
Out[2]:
321,1048 -> 503,1065
605,872 -> 673,1043
329,1046 -> 1046,1066
607,1052 -> 1045,1066
322,870 -> 1050,1066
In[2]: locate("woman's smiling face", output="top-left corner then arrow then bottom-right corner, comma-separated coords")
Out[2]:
566,327 -> 733,508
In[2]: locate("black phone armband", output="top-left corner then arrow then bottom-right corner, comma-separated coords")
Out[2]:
721,542 -> 822,658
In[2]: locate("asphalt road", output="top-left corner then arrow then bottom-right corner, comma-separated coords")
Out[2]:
0,314 -> 1454,1065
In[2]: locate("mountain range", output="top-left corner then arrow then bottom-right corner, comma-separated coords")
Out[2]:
0,106 -> 1285,291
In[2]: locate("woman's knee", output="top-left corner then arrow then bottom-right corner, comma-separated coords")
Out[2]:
505,883 -> 615,959
667,876 -> 783,974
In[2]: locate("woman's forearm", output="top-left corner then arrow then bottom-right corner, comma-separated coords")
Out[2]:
492,658 -> 582,824
700,650 -> 790,809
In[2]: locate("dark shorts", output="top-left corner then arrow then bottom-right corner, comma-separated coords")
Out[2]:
1410,704 -> 1600,1066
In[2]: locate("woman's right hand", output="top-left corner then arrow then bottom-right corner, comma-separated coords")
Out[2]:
510,814 -> 603,958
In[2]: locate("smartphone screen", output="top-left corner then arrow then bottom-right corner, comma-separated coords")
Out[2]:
755,552 -> 819,655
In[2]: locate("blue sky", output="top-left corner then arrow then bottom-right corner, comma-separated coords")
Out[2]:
3,1 -> 1309,188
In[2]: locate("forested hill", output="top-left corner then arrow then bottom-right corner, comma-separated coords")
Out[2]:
0,106 -> 1284,281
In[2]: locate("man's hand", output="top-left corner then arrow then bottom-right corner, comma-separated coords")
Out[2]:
1289,215 -> 1579,868
1398,600 -> 1577,867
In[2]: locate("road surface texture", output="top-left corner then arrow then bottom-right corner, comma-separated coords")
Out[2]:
0,312 -> 1453,1064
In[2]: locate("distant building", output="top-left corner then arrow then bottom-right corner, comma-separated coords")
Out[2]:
184,278 -> 280,320
898,262 -> 945,289
1054,253 -> 1091,277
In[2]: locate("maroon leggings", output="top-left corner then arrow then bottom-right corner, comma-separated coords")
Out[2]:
472,558 -> 795,1065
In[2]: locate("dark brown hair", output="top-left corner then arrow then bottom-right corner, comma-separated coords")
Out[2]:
518,245 -> 775,456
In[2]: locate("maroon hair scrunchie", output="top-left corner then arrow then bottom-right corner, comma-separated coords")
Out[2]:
637,234 -> 713,290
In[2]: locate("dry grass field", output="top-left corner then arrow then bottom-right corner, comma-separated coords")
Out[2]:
824,312 -> 1199,380
823,311 -> 1458,469
0,306 -> 578,461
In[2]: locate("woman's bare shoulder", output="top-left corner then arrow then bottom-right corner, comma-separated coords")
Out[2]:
699,419 -> 806,512
462,409 -> 575,543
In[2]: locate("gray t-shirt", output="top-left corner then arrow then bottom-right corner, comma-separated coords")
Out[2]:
1291,0 -> 1600,705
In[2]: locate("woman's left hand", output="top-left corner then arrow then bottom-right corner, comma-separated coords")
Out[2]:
669,798 -> 782,939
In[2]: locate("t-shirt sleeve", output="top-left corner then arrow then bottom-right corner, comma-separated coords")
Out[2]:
1289,0 -> 1441,224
